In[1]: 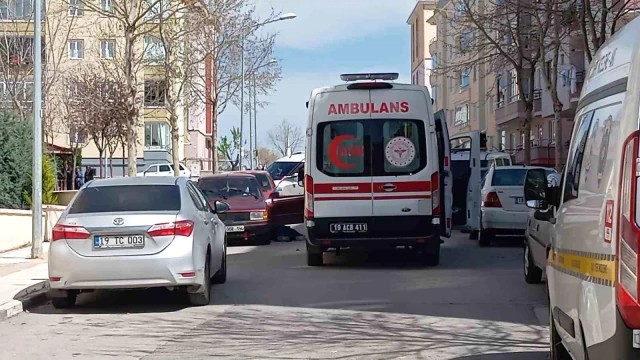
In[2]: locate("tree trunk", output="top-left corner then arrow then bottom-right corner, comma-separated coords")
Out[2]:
212,111 -> 218,173
109,152 -> 114,177
523,108 -> 532,165
171,113 -> 180,176
98,150 -> 104,178
124,30 -> 138,177
554,112 -> 563,171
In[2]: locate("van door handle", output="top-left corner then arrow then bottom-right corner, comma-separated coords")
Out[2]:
381,184 -> 397,191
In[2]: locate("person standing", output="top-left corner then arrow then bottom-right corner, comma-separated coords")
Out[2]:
75,166 -> 84,189
84,166 -> 94,182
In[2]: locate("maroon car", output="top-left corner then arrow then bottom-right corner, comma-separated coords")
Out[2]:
237,170 -> 276,198
197,173 -> 272,245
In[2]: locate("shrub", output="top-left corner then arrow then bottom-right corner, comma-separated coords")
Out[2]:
23,152 -> 58,206
0,113 -> 33,209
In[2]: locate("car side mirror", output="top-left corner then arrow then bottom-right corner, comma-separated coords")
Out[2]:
214,200 -> 230,214
297,168 -> 304,187
270,191 -> 280,199
524,168 -> 549,208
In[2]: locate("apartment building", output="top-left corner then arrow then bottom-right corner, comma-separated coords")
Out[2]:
407,0 -> 437,87
0,0 -> 214,176
420,0 -> 498,149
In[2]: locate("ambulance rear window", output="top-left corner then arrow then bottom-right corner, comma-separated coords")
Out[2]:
316,119 -> 426,177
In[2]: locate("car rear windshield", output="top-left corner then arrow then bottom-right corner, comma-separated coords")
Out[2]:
491,169 -> 528,186
198,177 -> 262,199
267,162 -> 301,180
316,119 -> 426,177
68,185 -> 181,214
253,173 -> 273,190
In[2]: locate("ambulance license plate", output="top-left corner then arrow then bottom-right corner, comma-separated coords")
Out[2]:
330,223 -> 367,233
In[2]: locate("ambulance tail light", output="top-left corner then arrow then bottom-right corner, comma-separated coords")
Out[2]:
431,171 -> 440,215
304,174 -> 314,219
482,192 -> 502,208
616,132 -> 640,329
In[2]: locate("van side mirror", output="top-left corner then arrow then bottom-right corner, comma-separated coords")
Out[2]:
270,191 -> 280,199
297,168 -> 304,187
524,168 -> 549,209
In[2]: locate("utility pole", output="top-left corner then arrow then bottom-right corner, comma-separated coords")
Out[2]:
239,36 -> 245,170
31,0 -> 43,259
248,74 -> 253,170
253,76 -> 258,169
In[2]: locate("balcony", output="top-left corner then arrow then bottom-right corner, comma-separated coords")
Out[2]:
511,141 -> 557,166
495,96 -> 527,126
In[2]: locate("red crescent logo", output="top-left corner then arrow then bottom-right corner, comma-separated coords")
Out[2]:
329,134 -> 356,169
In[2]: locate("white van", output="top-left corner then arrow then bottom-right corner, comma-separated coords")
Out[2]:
523,17 -> 640,359
299,73 -> 453,266
268,153 -> 305,196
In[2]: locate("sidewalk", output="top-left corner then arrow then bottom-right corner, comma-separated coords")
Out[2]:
0,244 -> 50,322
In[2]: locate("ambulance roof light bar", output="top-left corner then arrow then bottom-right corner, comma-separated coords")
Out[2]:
340,73 -> 399,82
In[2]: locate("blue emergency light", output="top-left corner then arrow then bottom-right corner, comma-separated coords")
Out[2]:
340,73 -> 399,82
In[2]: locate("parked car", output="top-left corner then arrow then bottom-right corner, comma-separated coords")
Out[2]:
267,153 -> 305,197
524,169 -> 561,284
138,163 -> 192,178
478,165 -> 551,246
197,173 -> 273,245
48,176 -> 228,308
237,170 -> 276,198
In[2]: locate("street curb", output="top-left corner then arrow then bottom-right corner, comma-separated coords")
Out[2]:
0,280 -> 49,323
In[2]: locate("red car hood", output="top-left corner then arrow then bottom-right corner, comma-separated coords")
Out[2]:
208,196 -> 267,212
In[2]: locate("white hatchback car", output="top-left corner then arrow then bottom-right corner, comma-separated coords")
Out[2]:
479,165 -> 549,246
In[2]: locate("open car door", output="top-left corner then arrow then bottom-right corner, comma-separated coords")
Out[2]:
434,110 -> 452,238
449,131 -> 482,231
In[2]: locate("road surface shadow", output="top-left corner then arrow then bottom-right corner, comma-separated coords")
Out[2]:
453,352 -> 548,359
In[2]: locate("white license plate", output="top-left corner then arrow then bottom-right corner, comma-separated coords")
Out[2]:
93,235 -> 145,249
515,197 -> 525,204
330,223 -> 368,233
226,225 -> 245,233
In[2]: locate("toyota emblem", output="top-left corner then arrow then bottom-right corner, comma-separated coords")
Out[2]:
113,218 -> 124,226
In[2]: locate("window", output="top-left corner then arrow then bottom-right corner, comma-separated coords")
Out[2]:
461,68 -> 470,90
186,183 -> 207,211
0,0 -> 35,20
144,79 -> 166,107
316,119 -> 426,177
473,65 -> 477,82
455,104 -> 469,125
550,120 -> 556,143
144,36 -> 165,64
520,131 -> 525,149
563,111 -> 595,202
101,0 -> 112,11
68,185 -> 181,214
539,125 -> 543,143
68,0 -> 83,16
100,40 -> 114,59
253,173 -> 273,191
431,85 -> 437,104
454,2 -> 465,18
546,60 -> 552,82
145,0 -> 168,20
198,176 -> 262,199
460,30 -> 473,51
144,121 -> 171,150
431,54 -> 438,69
501,131 -> 506,151
267,161 -> 302,180
491,169 -> 528,186
68,40 -> 83,59
510,133 -> 516,149
509,69 -> 518,101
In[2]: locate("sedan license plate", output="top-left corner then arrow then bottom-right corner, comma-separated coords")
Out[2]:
226,225 -> 245,233
515,197 -> 525,204
330,223 -> 367,233
94,235 -> 144,249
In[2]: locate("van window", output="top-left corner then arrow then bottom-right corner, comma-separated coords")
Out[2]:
563,111 -> 595,202
316,119 -> 426,177
267,161 -> 302,180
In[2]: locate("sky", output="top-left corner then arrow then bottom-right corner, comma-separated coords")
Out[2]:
217,0 -> 419,152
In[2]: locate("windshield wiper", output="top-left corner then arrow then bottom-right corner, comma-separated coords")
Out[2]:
227,188 -> 259,199
205,189 -> 227,200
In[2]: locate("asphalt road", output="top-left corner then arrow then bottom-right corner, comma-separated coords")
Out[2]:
0,232 -> 549,359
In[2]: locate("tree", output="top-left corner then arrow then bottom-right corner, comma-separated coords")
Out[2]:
61,73 -> 90,188
256,147 -> 278,169
445,0 -> 549,164
78,0 -> 194,177
191,0 -> 283,172
267,119 -> 304,157
218,126 -> 242,170
23,153 -> 58,206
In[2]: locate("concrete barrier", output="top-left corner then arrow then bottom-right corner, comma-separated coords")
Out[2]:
0,205 -> 66,253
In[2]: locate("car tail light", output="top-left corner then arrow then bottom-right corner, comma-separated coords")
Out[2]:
431,172 -> 440,215
51,224 -> 90,241
482,192 -> 502,208
617,132 -> 640,328
305,174 -> 314,218
148,220 -> 194,237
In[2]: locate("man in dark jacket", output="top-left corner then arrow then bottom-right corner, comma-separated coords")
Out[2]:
85,166 -> 95,182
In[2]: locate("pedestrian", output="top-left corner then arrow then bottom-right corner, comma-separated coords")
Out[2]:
85,166 -> 94,182
65,163 -> 73,190
75,166 -> 84,189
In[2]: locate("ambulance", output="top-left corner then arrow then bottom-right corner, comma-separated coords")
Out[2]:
523,16 -> 640,359
298,73 -> 453,266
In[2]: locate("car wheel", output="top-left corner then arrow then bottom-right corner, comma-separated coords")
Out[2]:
212,241 -> 227,285
524,241 -> 543,284
550,307 -> 572,360
306,242 -> 323,266
51,292 -> 77,309
188,251 -> 211,306
469,230 -> 479,240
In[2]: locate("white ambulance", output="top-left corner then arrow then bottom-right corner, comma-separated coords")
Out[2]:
298,73 -> 453,266
523,16 -> 640,359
